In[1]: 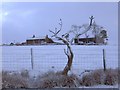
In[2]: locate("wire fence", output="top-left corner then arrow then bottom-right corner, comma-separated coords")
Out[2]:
2,45 -> 118,75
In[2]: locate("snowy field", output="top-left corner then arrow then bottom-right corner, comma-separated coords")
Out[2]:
2,45 -> 118,76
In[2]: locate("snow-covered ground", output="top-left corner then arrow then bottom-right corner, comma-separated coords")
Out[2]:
80,84 -> 118,88
2,45 -> 118,76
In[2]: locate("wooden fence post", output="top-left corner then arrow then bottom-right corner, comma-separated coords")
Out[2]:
103,49 -> 106,71
31,48 -> 34,70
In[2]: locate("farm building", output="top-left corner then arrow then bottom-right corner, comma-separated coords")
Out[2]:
26,35 -> 54,45
74,37 -> 106,45
72,16 -> 108,45
74,29 -> 108,45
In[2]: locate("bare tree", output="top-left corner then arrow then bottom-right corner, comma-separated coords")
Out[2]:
49,19 -> 73,76
69,16 -> 94,45
69,16 -> 108,45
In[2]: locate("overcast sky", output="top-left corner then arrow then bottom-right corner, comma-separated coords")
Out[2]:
1,2 -> 118,45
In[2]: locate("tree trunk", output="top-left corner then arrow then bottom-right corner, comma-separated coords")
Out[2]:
56,37 -> 74,76
62,45 -> 74,76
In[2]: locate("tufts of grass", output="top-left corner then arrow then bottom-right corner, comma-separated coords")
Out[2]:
104,69 -> 118,85
80,68 -> 119,86
2,68 -> 119,88
2,70 -> 29,89
34,71 -> 80,88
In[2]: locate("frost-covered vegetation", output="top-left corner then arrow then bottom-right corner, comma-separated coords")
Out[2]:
2,68 -> 119,89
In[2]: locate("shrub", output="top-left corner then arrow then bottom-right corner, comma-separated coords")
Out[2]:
2,71 -> 29,88
34,71 -> 80,88
80,69 -> 119,86
104,69 -> 118,85
20,69 -> 29,79
81,73 -> 96,86
118,68 -> 120,84
2,68 -> 119,88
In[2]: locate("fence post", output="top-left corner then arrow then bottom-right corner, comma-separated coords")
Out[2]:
103,49 -> 106,71
31,48 -> 34,70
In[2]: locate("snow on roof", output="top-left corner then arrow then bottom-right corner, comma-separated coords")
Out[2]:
27,36 -> 46,40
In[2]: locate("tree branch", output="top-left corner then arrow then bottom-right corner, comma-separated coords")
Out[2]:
64,49 -> 69,56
